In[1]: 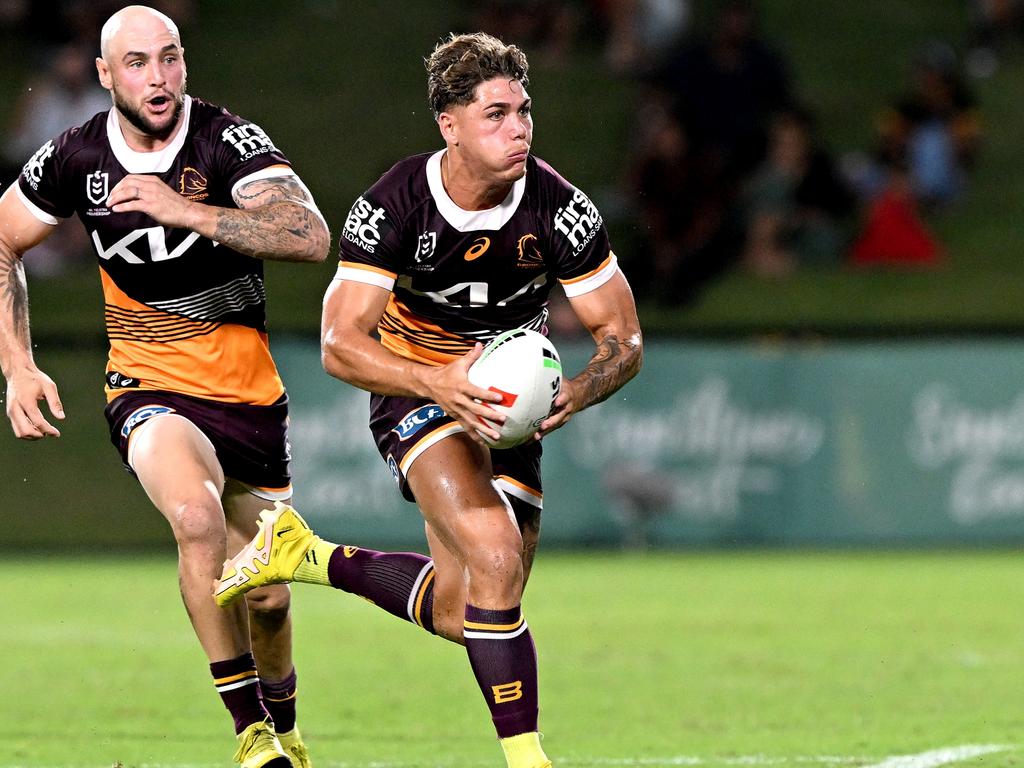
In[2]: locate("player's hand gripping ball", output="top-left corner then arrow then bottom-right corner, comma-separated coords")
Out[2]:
468,329 -> 562,448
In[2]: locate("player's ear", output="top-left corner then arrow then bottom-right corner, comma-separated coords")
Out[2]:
438,111 -> 459,147
96,56 -> 113,91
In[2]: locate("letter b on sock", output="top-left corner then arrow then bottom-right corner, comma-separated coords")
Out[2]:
492,680 -> 524,704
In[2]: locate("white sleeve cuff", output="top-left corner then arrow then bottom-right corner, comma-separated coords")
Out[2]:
560,253 -> 618,298
334,262 -> 396,291
15,183 -> 60,226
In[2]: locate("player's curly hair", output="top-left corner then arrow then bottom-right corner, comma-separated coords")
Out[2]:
426,32 -> 530,119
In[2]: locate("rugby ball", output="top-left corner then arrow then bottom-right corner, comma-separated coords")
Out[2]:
467,329 -> 562,449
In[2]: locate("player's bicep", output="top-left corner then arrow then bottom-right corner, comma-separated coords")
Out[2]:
566,269 -> 642,344
322,278 -> 392,339
231,167 -> 317,212
0,184 -> 58,258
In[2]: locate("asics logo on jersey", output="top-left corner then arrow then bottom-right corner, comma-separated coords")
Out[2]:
21,140 -> 55,189
554,189 -> 602,254
86,171 -> 110,206
464,236 -> 491,261
220,123 -> 278,159
91,227 -> 212,264
343,196 -> 389,254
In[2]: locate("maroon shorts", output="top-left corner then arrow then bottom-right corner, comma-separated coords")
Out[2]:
105,390 -> 292,496
369,393 -> 543,510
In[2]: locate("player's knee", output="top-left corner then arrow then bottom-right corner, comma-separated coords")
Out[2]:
465,542 -> 524,595
245,584 -> 292,626
170,501 -> 224,549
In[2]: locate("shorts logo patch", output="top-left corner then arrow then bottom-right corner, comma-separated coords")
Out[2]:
387,454 -> 400,483
120,405 -> 175,438
392,405 -> 445,441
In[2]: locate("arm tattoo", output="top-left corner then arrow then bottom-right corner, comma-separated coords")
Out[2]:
572,333 -> 643,410
0,251 -> 30,349
212,176 -> 328,262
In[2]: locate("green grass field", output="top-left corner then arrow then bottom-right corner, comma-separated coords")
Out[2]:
2,551 -> 1022,767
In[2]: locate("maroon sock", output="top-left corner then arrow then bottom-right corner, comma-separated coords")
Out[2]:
210,651 -> 270,735
261,667 -> 297,734
327,547 -> 436,633
463,604 -> 539,738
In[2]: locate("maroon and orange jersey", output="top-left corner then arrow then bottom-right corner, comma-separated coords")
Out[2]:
336,151 -> 618,365
17,96 -> 293,404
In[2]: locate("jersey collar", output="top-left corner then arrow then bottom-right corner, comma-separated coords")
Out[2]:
106,95 -> 193,174
426,149 -> 526,232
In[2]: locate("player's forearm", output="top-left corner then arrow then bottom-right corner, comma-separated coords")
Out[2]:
0,245 -> 34,378
569,331 -> 643,411
189,201 -> 330,263
322,326 -> 435,399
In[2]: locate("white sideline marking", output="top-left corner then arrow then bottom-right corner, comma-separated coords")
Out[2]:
573,744 -> 1013,767
860,744 -> 1010,768
0,746 -> 1013,768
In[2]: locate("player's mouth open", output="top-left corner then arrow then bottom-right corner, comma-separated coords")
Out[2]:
147,95 -> 170,112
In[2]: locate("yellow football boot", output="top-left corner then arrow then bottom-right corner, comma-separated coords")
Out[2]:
215,502 -> 319,607
277,726 -> 312,768
233,719 -> 291,768
500,732 -> 551,768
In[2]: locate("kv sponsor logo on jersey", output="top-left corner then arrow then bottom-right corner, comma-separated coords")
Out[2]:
416,231 -> 437,267
86,171 -> 110,206
221,123 -> 278,160
393,404 -> 446,441
343,196 -> 390,254
91,227 -> 214,264
554,189 -> 602,254
21,140 -> 55,190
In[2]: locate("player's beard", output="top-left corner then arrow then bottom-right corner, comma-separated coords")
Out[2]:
114,87 -> 185,142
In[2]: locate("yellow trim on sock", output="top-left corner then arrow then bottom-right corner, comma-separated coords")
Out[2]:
500,731 -> 550,768
292,539 -> 337,586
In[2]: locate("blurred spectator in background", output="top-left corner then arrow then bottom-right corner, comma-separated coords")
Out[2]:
3,42 -> 110,167
470,0 -> 582,64
842,41 -> 978,268
741,107 -> 854,277
599,0 -> 691,74
622,0 -> 797,301
849,166 -> 942,267
846,41 -> 981,211
2,42 -> 110,277
876,41 -> 981,209
657,0 -> 793,182
966,0 -> 1022,78
626,95 -> 739,303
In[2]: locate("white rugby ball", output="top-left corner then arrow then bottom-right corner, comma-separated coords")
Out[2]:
467,329 -> 562,449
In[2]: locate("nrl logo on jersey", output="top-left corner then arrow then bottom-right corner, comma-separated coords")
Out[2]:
86,170 -> 110,206
414,231 -> 437,271
21,140 -> 55,190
